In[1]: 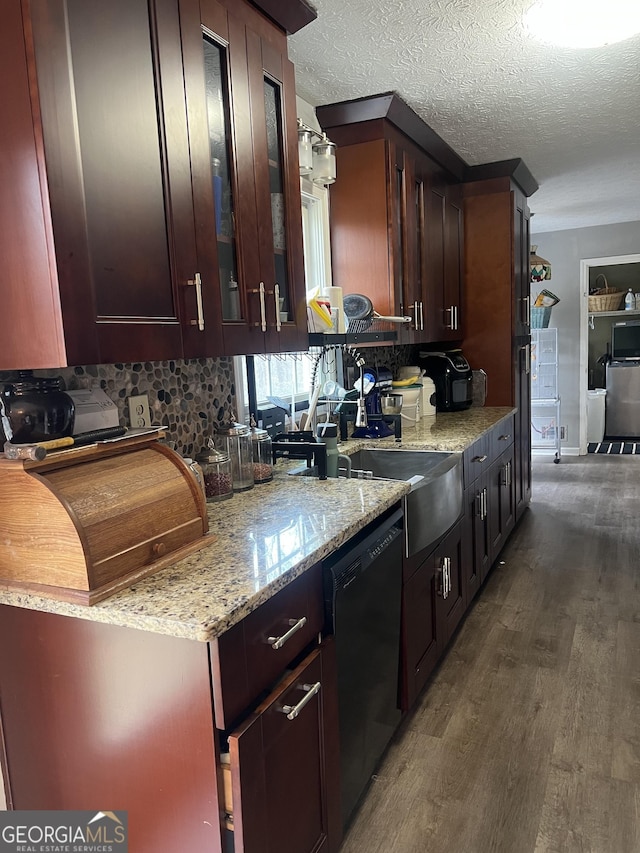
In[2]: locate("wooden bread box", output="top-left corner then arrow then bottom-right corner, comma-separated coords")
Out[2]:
0,433 -> 211,604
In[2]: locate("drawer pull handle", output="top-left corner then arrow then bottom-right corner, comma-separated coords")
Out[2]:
499,434 -> 511,441
267,617 -> 307,650
474,454 -> 487,463
280,681 -> 321,720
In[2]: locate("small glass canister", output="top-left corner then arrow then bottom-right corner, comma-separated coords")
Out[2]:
195,446 -> 233,503
250,422 -> 273,484
215,422 -> 254,492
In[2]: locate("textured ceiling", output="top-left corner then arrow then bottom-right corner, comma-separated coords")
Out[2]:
288,0 -> 640,234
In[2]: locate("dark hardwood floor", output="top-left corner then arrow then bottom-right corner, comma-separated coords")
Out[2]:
341,455 -> 640,853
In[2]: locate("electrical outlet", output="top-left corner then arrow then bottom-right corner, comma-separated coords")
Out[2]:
560,425 -> 567,440
128,394 -> 152,429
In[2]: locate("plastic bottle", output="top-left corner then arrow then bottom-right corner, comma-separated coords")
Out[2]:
625,289 -> 635,310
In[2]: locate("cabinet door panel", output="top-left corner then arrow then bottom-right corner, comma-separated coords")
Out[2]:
31,0 -> 189,364
401,555 -> 438,710
228,644 -> 340,853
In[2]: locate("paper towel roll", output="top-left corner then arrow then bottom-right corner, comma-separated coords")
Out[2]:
323,286 -> 346,333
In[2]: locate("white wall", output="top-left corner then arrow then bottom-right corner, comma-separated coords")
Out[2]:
532,221 -> 640,452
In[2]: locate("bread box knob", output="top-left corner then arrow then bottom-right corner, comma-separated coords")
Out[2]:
153,541 -> 167,558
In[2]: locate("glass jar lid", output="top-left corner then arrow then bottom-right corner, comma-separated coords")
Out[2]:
250,425 -> 270,442
196,447 -> 230,465
217,421 -> 250,436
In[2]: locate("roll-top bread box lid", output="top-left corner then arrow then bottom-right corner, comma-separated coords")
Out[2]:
0,432 -> 211,604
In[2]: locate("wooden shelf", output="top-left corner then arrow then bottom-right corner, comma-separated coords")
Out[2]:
308,331 -> 397,346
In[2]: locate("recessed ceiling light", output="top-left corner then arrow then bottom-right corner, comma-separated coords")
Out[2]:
524,0 -> 640,48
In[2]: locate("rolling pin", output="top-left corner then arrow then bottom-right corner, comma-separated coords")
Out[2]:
3,426 -> 127,460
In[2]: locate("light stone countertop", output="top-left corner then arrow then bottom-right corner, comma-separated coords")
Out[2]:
0,407 -> 515,642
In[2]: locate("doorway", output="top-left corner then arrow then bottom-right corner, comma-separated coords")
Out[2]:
579,253 -> 640,453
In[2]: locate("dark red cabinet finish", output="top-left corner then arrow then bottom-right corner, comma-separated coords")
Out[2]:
1,0 -> 306,369
317,94 -> 465,347
0,567 -> 340,852
0,608 -> 223,853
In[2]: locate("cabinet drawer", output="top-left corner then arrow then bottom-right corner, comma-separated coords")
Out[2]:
490,415 -> 515,459
463,434 -> 489,486
211,564 -> 323,729
222,642 -> 340,853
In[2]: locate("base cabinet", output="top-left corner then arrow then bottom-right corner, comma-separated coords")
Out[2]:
0,566 -> 341,853
225,644 -> 340,853
401,518 -> 466,711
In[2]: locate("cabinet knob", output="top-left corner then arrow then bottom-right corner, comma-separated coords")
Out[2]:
152,541 -> 167,557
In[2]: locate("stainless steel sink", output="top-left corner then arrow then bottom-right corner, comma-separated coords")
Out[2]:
347,448 -> 463,557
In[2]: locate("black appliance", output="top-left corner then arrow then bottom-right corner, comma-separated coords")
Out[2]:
323,505 -> 403,828
611,320 -> 640,361
419,350 -> 473,412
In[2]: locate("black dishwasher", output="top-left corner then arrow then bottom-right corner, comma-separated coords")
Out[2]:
323,504 -> 403,829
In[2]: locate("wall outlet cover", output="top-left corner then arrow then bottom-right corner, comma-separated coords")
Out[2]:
128,394 -> 152,429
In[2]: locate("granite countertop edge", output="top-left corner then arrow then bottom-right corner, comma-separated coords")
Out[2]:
0,407 -> 515,642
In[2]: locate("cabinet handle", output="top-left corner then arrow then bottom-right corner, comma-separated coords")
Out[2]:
280,681 -> 321,721
475,492 -> 482,518
507,460 -> 512,487
453,305 -> 459,330
259,281 -> 267,332
419,301 -> 424,330
474,454 -> 487,464
501,465 -> 508,486
267,616 -> 307,650
523,294 -> 530,325
445,305 -> 453,329
187,272 -> 205,331
521,343 -> 531,375
274,282 -> 282,332
438,557 -> 450,599
498,433 -> 511,442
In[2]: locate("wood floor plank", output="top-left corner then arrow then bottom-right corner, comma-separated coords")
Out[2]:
340,456 -> 640,852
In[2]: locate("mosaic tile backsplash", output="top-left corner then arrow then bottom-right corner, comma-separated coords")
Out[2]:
1,358 -> 237,459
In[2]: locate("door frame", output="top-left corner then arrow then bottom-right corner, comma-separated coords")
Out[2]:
579,253 -> 640,454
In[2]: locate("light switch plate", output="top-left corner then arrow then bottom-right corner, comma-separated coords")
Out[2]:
128,394 -> 152,429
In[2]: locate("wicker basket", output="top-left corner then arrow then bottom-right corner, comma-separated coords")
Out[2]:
588,274 -> 624,312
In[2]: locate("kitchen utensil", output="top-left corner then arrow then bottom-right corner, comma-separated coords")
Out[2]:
214,422 -> 254,492
380,394 -> 403,415
342,294 -> 411,331
1,371 -> 75,443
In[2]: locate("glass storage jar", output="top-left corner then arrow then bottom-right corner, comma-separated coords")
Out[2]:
250,424 -> 273,483
195,446 -> 233,503
214,422 -> 254,492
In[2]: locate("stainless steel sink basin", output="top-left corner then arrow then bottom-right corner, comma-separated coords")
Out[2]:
347,448 -> 463,557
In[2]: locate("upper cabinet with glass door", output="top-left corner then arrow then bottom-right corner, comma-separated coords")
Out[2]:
180,0 -> 307,356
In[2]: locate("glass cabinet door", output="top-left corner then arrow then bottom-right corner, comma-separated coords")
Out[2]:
263,75 -> 290,324
202,34 -> 241,322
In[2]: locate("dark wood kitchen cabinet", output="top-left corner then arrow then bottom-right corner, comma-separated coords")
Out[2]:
401,517 -> 466,711
0,565 -> 341,853
180,0 -> 307,356
462,166 -> 537,520
0,0 -> 306,369
317,93 -> 466,346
